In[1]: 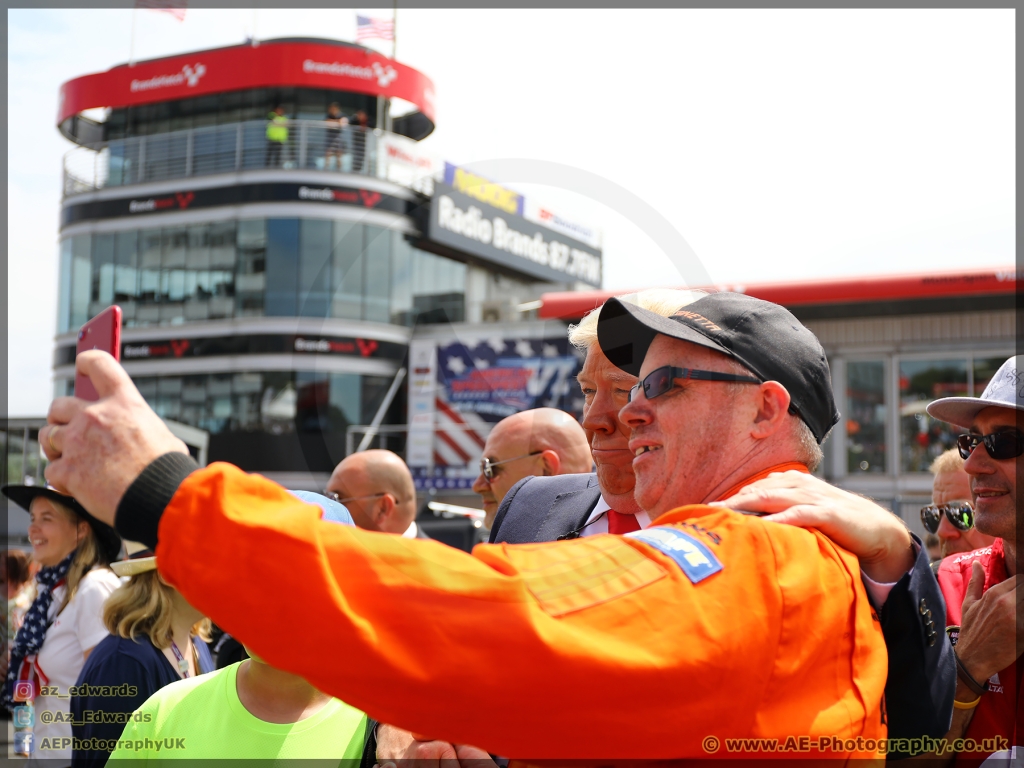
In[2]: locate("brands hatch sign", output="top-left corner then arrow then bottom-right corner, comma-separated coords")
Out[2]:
61,182 -> 405,227
130,63 -> 206,93
428,182 -> 602,286
56,333 -> 405,367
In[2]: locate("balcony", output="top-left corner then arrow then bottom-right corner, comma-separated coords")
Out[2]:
63,119 -> 436,197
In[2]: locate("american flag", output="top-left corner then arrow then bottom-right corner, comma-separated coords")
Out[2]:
356,14 -> 394,42
135,0 -> 186,21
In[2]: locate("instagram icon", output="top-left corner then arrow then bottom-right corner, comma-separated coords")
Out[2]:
13,680 -> 35,701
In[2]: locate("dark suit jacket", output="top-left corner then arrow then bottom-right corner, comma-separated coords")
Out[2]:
491,473 -> 956,754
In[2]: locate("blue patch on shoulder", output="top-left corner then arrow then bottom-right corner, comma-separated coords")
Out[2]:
625,527 -> 723,584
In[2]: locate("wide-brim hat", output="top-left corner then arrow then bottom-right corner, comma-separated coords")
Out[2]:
595,293 -> 839,444
927,356 -> 1024,429
2,484 -> 122,563
111,540 -> 157,577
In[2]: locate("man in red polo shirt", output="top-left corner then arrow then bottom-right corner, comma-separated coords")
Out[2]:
926,355 -> 1024,766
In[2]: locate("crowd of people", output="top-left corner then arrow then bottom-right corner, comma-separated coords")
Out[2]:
2,287 -> 1020,766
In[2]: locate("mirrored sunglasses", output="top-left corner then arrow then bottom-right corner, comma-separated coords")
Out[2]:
920,502 -> 975,534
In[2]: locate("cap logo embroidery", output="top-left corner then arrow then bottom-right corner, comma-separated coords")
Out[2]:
672,310 -> 721,332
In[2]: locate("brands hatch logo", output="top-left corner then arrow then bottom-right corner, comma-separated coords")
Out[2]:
303,59 -> 398,88
293,337 -> 379,357
298,186 -> 381,208
371,62 -> 398,87
128,191 -> 195,214
130,63 -> 206,92
123,339 -> 190,359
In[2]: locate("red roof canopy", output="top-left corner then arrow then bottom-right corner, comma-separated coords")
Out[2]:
540,266 -> 1020,320
58,39 -> 436,127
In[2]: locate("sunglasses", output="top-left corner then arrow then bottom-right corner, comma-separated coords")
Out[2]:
629,365 -> 762,403
480,451 -> 543,481
327,491 -> 388,505
920,502 -> 975,534
956,431 -> 1024,461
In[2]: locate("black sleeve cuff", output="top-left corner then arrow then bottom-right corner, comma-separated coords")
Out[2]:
115,452 -> 199,549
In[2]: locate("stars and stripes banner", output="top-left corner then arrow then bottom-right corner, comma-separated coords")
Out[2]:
356,14 -> 395,42
408,336 -> 584,490
135,0 -> 187,21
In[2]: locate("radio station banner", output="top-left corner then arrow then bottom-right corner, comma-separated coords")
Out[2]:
427,181 -> 602,287
407,335 -> 583,491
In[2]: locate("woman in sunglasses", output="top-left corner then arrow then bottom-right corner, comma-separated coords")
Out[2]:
922,448 -> 994,562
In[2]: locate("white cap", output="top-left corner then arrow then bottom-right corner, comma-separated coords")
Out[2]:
927,356 -> 1024,429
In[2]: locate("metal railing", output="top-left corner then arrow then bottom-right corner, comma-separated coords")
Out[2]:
62,119 -> 410,196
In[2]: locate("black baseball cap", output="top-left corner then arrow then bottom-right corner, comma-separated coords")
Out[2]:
3,484 -> 122,563
596,293 -> 839,444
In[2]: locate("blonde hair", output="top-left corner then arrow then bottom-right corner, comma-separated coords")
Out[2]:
103,570 -> 211,649
930,447 -> 965,476
48,500 -> 111,615
567,288 -> 708,351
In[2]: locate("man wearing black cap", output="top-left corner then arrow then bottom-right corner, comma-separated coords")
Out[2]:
462,291 -> 952,758
43,319 -> 906,759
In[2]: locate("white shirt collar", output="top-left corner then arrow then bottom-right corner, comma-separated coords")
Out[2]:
581,495 -> 651,537
401,521 -> 418,539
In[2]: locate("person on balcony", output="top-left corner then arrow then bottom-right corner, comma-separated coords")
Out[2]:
265,105 -> 289,168
325,103 -> 348,171
350,110 -> 369,173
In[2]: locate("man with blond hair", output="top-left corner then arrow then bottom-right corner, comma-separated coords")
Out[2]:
489,290 -> 706,542
923,448 -> 995,560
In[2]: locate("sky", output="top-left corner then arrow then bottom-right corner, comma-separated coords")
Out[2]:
7,8 -> 1015,416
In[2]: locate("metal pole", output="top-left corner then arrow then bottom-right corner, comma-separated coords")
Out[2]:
355,367 -> 406,452
129,7 -> 138,67
392,0 -> 397,60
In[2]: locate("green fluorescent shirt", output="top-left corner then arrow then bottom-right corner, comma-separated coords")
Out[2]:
108,662 -> 367,762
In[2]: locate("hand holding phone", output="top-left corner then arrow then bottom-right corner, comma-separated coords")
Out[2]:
74,306 -> 122,401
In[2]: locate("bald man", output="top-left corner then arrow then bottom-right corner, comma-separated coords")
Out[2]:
326,450 -> 426,538
471,408 -> 592,529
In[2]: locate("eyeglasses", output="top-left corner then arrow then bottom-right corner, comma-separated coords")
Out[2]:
920,502 -> 975,534
956,431 -> 1024,461
628,365 -> 762,403
326,491 -> 388,505
480,451 -> 543,481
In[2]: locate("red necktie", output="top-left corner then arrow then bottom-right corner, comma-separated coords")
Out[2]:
606,510 -> 641,535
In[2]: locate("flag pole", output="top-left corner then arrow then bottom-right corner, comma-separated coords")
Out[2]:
129,6 -> 138,67
392,0 -> 397,60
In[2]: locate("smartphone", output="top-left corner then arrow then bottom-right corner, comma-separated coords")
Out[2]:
74,305 -> 122,401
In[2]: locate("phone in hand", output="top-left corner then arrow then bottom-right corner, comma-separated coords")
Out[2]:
74,306 -> 122,401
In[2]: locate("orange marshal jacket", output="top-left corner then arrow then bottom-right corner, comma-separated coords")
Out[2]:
151,462 -> 887,759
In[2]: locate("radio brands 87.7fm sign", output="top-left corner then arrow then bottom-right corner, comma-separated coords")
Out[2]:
428,166 -> 602,287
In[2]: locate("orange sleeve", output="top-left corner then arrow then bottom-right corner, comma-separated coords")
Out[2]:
156,463 -> 886,759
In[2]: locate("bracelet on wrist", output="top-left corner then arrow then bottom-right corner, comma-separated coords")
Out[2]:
953,650 -> 989,697
953,695 -> 982,710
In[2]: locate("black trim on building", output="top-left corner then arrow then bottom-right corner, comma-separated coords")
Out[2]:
54,332 -> 406,367
61,182 -> 409,227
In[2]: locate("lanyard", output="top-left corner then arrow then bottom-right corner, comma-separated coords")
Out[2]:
169,641 -> 190,678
